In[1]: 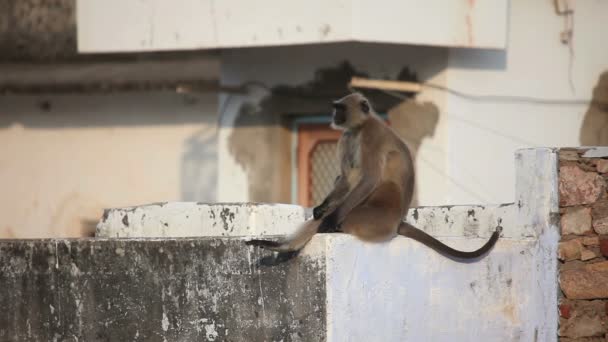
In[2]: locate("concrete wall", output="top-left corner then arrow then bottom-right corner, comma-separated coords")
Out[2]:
444,0 -> 608,204
0,237 -> 327,342
0,149 -> 560,341
0,91 -> 218,238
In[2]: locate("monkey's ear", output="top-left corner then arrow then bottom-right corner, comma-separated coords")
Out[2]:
360,100 -> 370,114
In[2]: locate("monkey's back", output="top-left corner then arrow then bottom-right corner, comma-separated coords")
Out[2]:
366,116 -> 416,214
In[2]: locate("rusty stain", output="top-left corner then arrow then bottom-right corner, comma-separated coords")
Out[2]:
502,303 -> 519,325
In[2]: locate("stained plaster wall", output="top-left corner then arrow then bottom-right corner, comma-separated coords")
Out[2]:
444,0 -> 608,204
0,92 -> 218,238
219,42 -> 449,206
219,0 -> 608,208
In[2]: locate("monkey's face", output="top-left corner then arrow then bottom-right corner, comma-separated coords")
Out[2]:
331,93 -> 371,130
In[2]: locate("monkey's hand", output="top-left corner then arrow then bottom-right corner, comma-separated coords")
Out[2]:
317,213 -> 339,233
313,200 -> 329,220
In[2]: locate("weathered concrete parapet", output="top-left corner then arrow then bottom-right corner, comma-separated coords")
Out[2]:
99,202 -> 520,240
1,148 -> 561,341
0,237 -> 326,341
97,202 -> 308,238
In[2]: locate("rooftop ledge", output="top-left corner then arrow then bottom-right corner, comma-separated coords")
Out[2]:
77,0 -> 508,53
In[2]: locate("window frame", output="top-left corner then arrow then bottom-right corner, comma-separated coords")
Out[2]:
290,114 -> 388,206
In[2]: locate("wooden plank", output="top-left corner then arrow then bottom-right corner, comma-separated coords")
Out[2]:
349,77 -> 422,93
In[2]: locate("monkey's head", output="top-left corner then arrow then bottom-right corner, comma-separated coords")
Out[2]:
331,93 -> 372,130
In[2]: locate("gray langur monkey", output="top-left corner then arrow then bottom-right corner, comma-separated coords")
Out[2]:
246,93 -> 501,260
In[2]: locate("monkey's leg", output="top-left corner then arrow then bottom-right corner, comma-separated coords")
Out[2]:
246,218 -> 322,252
337,182 -> 403,240
313,175 -> 350,220
340,204 -> 401,242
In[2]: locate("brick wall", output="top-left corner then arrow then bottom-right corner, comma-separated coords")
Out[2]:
558,149 -> 608,340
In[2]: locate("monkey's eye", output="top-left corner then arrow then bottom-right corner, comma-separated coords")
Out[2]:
360,100 -> 370,114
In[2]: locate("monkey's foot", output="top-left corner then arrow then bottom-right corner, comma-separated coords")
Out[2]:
245,239 -> 281,249
312,204 -> 328,220
317,221 -> 341,234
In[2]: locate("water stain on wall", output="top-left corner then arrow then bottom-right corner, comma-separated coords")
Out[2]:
580,71 -> 608,146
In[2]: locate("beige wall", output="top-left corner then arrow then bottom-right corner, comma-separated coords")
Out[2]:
0,91 -> 217,238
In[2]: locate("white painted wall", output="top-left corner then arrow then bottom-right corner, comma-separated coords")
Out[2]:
0,92 -> 218,238
444,0 -> 608,204
218,43 -> 450,205
77,0 -> 507,52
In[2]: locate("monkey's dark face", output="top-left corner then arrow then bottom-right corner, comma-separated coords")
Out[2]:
332,102 -> 348,125
331,93 -> 372,130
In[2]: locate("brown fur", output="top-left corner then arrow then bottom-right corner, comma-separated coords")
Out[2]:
246,93 -> 501,260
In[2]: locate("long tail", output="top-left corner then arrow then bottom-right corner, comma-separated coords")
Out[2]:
398,222 -> 502,260
245,219 -> 321,252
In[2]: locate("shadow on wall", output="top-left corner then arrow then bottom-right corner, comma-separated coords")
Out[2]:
388,101 -> 439,207
227,61 -> 439,206
580,71 -> 608,146
181,127 -> 218,202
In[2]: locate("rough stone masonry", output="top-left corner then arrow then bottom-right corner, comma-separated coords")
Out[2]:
558,148 -> 608,341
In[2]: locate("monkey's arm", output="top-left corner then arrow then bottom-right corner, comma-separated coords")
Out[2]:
317,160 -> 381,233
313,175 -> 350,220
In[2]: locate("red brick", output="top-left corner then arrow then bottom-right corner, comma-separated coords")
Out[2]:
562,207 -> 593,235
560,239 -> 583,261
560,261 -> 608,299
583,236 -> 601,246
600,238 -> 608,258
558,300 -> 608,338
581,249 -> 597,261
592,201 -> 608,235
597,159 -> 608,173
560,304 -> 572,318
560,165 -> 605,207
